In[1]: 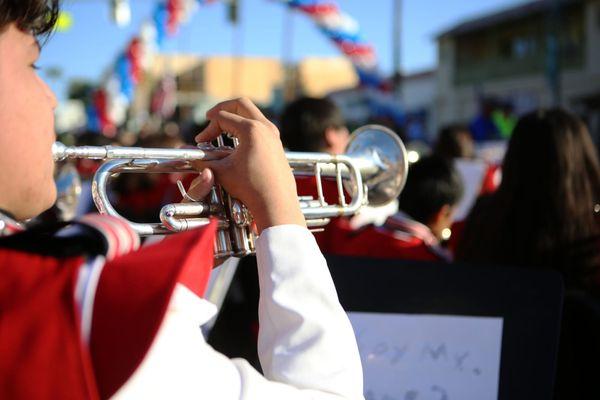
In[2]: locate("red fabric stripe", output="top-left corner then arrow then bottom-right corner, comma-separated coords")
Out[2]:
384,214 -> 438,246
98,219 -> 121,259
338,42 -> 374,57
80,216 -> 119,260
111,216 -> 139,253
4,224 -> 23,235
79,214 -> 140,260
101,217 -> 136,256
0,214 -> 24,236
299,4 -> 338,16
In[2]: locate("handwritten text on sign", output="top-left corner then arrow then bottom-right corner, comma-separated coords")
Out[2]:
348,313 -> 503,400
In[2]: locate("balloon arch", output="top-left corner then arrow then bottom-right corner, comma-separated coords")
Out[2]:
85,0 -> 390,134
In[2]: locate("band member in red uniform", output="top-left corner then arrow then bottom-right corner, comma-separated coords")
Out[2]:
279,96 -> 350,156
280,96 -> 350,203
279,97 -> 397,253
0,2 -> 363,398
433,123 -> 501,197
432,124 -> 501,251
279,97 -> 351,251
329,155 -> 464,262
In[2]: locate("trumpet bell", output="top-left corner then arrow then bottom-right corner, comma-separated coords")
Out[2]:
344,125 -> 408,207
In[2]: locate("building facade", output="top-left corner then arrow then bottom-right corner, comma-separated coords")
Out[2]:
329,70 -> 436,140
139,55 -> 358,123
436,0 -> 600,139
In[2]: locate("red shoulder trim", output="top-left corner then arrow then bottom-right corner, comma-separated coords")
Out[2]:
78,214 -> 140,261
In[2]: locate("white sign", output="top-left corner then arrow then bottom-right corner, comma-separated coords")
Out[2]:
453,159 -> 486,221
348,313 -> 504,400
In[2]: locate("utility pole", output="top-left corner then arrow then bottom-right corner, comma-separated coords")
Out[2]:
392,0 -> 402,100
229,0 -> 242,98
546,0 -> 562,106
282,6 -> 295,102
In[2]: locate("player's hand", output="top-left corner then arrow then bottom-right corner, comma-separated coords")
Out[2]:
194,97 -> 305,234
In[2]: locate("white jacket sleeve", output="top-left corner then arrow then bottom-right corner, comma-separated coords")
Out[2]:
112,225 -> 364,400
253,225 -> 364,398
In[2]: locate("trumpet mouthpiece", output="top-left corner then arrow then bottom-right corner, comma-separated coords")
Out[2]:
52,142 -> 67,162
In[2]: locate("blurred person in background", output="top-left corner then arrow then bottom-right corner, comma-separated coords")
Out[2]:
455,109 -> 600,281
181,119 -> 210,146
280,96 -> 349,155
455,109 -> 600,399
279,96 -> 349,208
279,96 -> 349,254
329,155 -> 464,262
470,98 -> 501,142
491,101 -> 517,140
433,124 -> 500,251
433,124 -> 475,160
279,96 -> 398,252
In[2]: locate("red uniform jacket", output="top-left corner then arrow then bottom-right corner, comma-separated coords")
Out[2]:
0,214 -> 216,399
324,213 -> 450,262
295,176 -> 448,261
295,176 -> 353,253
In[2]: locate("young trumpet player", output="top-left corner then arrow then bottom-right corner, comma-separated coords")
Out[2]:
0,1 -> 363,398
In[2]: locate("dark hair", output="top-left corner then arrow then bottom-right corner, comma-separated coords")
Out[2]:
0,0 -> 59,40
456,109 -> 600,289
279,97 -> 345,152
433,124 -> 474,159
399,155 -> 464,224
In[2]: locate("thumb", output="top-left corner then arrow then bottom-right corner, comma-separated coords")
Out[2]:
183,168 -> 215,202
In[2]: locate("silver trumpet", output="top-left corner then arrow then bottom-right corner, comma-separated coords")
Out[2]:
52,125 -> 408,258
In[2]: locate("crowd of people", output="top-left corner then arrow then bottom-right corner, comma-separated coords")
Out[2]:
1,0 -> 600,398
279,98 -> 600,399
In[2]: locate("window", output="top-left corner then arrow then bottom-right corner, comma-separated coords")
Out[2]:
453,3 -> 585,86
513,36 -> 537,59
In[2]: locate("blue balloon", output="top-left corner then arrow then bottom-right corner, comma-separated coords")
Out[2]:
86,104 -> 101,132
153,3 -> 169,49
116,54 -> 134,101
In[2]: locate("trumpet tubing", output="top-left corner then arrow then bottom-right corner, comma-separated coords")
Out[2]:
53,125 -> 408,258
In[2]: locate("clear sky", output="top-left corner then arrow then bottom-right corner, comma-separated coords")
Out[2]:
40,0 -> 529,100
